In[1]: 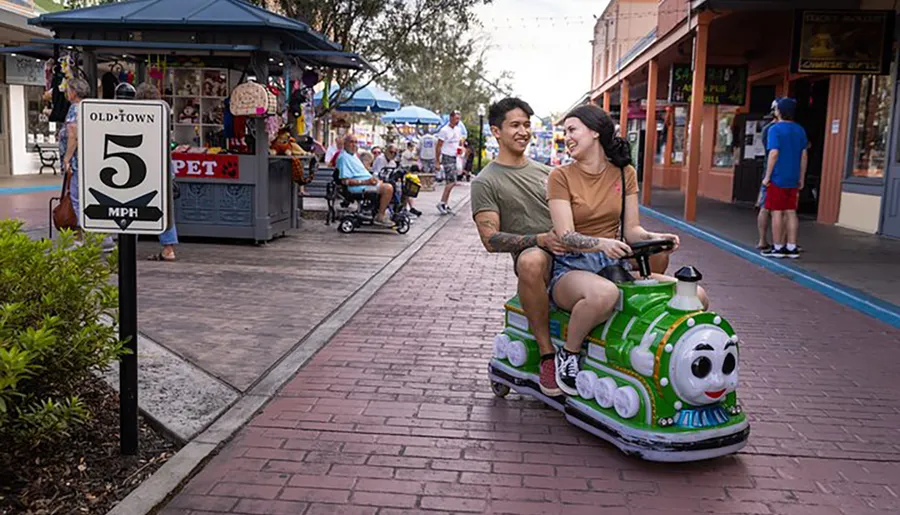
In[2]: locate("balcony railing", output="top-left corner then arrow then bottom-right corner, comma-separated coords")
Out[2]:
658,0 -> 690,37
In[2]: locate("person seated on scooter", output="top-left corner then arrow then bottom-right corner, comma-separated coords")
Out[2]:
372,143 -> 398,177
337,133 -> 395,227
471,97 -> 568,397
548,105 -> 708,396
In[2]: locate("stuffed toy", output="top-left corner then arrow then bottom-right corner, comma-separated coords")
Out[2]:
269,128 -> 307,157
269,128 -> 314,190
179,102 -> 199,124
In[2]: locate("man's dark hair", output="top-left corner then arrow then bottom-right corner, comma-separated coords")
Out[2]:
779,111 -> 795,121
488,97 -> 534,129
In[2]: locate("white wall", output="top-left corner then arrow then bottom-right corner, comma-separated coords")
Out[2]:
9,84 -> 41,175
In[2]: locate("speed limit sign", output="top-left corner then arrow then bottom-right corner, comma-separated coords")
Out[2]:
78,99 -> 170,234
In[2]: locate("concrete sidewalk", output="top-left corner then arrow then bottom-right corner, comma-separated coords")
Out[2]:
646,189 -> 900,309
158,206 -> 900,515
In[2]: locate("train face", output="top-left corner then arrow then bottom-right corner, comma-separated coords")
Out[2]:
488,275 -> 749,462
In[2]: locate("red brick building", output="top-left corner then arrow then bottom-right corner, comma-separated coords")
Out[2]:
583,0 -> 900,238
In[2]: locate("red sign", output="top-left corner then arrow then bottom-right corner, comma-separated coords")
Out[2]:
172,153 -> 240,180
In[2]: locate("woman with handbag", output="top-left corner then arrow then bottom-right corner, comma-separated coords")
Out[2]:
546,105 -> 705,396
55,78 -> 91,237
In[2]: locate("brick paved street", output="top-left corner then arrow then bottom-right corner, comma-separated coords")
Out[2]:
159,205 -> 900,515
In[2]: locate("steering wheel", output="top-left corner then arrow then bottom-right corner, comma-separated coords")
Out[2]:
629,238 -> 676,279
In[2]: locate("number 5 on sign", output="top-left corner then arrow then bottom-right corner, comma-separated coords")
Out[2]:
78,99 -> 170,235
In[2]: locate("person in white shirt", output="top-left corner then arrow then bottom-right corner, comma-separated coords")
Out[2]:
372,143 -> 398,177
400,141 -> 417,168
435,110 -> 464,215
419,131 -> 437,175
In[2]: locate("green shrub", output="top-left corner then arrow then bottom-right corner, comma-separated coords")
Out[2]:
0,220 -> 124,445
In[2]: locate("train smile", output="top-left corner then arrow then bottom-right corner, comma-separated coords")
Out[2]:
704,389 -> 726,399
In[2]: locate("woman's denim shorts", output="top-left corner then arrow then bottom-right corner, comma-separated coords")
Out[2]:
549,252 -> 629,307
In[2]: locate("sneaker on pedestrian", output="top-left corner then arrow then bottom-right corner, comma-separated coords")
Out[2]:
101,236 -> 116,253
539,355 -> 562,397
409,207 -> 422,217
782,246 -> 799,259
436,203 -> 448,215
554,347 -> 580,396
373,215 -> 394,227
761,246 -> 786,258
443,203 -> 454,215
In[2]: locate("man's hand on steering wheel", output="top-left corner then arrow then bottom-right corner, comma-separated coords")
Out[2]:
645,232 -> 680,252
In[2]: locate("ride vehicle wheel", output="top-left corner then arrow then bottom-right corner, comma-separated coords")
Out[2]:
490,381 -> 510,398
395,216 -> 411,234
338,217 -> 356,234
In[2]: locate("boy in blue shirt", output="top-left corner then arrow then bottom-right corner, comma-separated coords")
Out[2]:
761,98 -> 808,259
336,133 -> 395,226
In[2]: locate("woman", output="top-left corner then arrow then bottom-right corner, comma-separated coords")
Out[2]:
133,82 -> 179,261
547,105 -> 707,396
59,78 -> 90,236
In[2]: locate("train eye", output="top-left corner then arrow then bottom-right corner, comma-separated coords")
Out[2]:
722,354 -> 736,375
691,357 -> 711,378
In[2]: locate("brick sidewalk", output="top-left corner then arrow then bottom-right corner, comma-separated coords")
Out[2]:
160,210 -> 900,515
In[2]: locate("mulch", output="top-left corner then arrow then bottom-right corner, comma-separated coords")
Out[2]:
0,377 -> 181,514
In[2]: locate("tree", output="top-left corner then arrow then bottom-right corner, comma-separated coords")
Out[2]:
272,0 -> 490,117
384,28 -> 512,128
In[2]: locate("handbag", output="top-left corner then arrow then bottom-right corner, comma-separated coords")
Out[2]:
53,171 -> 78,230
230,82 -> 269,117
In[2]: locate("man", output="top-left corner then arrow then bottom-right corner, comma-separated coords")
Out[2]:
761,98 -> 808,259
336,133 -> 395,226
372,143 -> 398,177
756,99 -> 778,251
419,130 -> 437,176
471,97 -> 567,396
435,110 -> 464,215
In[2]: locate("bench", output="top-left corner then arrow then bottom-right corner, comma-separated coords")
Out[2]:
34,142 -> 59,175
298,166 -> 336,225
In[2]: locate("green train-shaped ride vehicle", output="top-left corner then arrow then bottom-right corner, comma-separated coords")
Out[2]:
487,240 -> 749,462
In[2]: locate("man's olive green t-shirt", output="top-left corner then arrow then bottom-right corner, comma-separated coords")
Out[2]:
470,159 -> 553,236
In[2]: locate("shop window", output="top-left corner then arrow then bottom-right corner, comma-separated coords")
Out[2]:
850,74 -> 892,179
671,106 -> 687,163
656,121 -> 667,164
25,86 -> 54,149
713,106 -> 738,168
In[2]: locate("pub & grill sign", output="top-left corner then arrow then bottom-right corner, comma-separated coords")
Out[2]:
791,10 -> 895,75
669,64 -> 748,106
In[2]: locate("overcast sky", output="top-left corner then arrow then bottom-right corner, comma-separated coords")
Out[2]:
472,0 -> 609,118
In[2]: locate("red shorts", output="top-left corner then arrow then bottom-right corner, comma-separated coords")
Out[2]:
764,184 -> 799,211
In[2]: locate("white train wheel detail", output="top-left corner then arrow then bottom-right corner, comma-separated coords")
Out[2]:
506,340 -> 528,367
614,386 -> 641,419
575,370 -> 598,400
493,334 -> 510,359
593,377 -> 617,408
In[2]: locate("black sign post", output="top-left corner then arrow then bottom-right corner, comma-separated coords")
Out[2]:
77,99 -> 169,457
119,234 -> 138,455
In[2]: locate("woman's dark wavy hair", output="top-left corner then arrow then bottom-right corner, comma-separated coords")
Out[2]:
563,104 -> 632,169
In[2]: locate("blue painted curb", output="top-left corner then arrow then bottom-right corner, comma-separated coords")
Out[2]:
640,205 -> 900,330
0,185 -> 59,196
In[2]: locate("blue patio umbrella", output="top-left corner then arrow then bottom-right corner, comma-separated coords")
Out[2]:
314,82 -> 400,112
381,105 -> 442,125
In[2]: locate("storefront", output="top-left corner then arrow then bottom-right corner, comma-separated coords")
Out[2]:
590,1 -> 900,238
0,0 -> 52,177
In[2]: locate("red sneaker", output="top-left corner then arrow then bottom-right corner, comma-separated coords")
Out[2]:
539,357 -> 562,397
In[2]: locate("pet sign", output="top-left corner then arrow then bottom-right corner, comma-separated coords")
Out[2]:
78,99 -> 170,234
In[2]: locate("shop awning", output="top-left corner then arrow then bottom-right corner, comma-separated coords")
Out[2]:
28,0 -> 342,52
29,37 -> 259,52
0,44 -> 55,58
286,49 -> 372,71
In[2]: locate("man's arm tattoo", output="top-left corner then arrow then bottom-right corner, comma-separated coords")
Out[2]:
487,232 -> 538,253
477,218 -> 539,253
560,230 -> 601,250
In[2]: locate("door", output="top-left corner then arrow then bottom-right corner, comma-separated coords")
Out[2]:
881,80 -> 900,238
791,78 -> 829,217
0,86 -> 10,176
